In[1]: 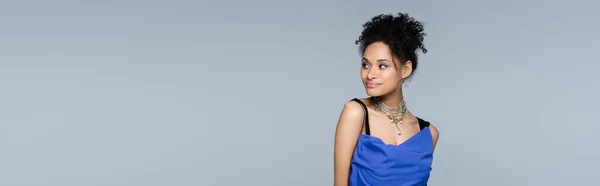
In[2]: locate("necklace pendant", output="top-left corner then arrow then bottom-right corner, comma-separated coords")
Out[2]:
396,127 -> 401,135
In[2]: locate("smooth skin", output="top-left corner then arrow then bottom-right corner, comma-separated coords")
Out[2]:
334,42 -> 439,186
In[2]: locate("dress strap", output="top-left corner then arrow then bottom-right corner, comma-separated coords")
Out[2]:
351,98 -> 370,135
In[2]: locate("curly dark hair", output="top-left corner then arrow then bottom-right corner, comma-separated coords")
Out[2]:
355,12 -> 428,79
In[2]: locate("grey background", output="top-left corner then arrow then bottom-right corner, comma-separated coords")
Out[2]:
1,0 -> 598,185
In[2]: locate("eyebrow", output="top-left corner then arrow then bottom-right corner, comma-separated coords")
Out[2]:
362,57 -> 390,62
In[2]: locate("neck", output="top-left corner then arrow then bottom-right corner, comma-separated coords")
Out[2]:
376,89 -> 404,106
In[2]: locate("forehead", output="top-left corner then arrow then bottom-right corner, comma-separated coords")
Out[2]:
362,42 -> 393,60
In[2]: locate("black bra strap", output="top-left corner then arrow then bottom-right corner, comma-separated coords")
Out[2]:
417,117 -> 430,130
351,98 -> 370,135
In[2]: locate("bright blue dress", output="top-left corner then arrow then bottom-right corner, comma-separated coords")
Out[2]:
349,98 -> 434,186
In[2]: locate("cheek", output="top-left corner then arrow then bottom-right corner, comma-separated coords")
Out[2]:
381,71 -> 400,80
383,75 -> 403,87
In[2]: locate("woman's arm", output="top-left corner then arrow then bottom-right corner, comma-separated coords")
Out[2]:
429,124 -> 440,151
333,101 -> 364,186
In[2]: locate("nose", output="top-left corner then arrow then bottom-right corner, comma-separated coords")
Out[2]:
366,68 -> 377,80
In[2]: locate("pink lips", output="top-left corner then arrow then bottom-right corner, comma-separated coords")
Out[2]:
366,82 -> 381,88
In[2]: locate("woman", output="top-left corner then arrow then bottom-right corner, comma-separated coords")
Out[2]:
334,12 -> 440,186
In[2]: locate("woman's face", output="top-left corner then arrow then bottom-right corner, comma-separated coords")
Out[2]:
360,42 -> 412,97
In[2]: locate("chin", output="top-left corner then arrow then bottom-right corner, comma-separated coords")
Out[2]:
365,88 -> 385,97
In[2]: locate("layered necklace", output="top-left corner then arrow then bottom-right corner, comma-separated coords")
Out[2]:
371,96 -> 408,135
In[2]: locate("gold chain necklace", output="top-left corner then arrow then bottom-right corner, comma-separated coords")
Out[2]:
372,97 -> 408,135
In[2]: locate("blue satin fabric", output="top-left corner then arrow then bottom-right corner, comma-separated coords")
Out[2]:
349,127 -> 434,186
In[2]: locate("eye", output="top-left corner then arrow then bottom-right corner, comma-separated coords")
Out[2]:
379,64 -> 389,69
362,63 -> 370,68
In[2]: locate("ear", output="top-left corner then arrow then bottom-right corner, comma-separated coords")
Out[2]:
401,60 -> 413,79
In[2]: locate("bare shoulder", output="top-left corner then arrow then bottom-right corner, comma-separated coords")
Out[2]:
429,123 -> 440,149
334,98 -> 368,140
429,124 -> 439,138
333,99 -> 367,186
337,99 -> 366,127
